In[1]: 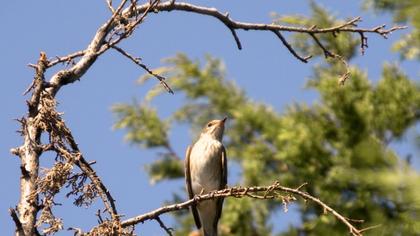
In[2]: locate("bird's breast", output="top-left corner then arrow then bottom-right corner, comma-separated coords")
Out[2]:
190,137 -> 223,194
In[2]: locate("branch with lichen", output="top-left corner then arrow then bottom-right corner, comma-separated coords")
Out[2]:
11,68 -> 120,234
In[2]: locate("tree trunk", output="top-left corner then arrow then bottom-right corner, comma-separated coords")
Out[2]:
17,119 -> 41,236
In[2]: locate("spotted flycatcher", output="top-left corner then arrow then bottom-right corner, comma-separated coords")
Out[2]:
185,117 -> 228,236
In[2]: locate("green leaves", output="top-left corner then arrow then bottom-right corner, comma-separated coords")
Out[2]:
145,157 -> 184,184
365,0 -> 420,60
112,102 -> 169,148
373,63 -> 420,138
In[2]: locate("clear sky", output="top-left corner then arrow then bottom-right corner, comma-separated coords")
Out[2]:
1,1 -> 418,235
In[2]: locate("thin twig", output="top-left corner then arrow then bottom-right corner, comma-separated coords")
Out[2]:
309,33 -> 351,85
112,45 -> 174,94
359,224 -> 382,233
359,32 -> 368,55
106,0 -> 115,13
272,30 -> 312,63
9,208 -> 25,236
47,50 -> 86,68
102,0 -> 160,50
229,27 -> 242,50
309,33 -> 334,58
155,216 -> 173,236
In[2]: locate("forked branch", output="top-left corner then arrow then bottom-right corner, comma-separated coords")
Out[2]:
44,1 -> 405,94
128,2 -> 405,59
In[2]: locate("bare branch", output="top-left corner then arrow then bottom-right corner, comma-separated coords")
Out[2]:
155,216 -> 173,236
119,182 -> 365,236
112,45 -> 174,94
53,135 -> 120,222
27,52 -> 48,116
309,33 -> 351,85
75,156 -> 120,220
309,33 -> 334,58
29,91 -> 120,225
359,32 -> 368,55
43,1 -> 404,96
15,53 -> 48,236
128,2 -> 405,52
46,0 -> 130,96
106,0 -> 115,13
9,208 -> 25,236
272,30 -> 312,63
229,27 -> 242,50
47,50 -> 86,68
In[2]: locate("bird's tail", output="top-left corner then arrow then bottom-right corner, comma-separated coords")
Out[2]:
199,200 -> 219,236
202,225 -> 217,236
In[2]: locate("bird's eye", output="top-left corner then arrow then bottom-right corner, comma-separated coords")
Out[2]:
207,123 -> 213,127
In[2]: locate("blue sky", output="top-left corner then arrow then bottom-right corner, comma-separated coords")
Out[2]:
1,1 -> 419,235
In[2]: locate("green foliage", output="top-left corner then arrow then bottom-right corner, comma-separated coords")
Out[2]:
365,0 -> 420,60
113,3 -> 420,235
112,102 -> 169,148
145,156 -> 184,184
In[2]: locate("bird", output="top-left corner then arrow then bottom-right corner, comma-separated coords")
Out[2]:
185,117 -> 228,236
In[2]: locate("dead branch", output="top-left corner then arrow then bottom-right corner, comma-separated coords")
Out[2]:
13,53 -> 47,236
9,208 -> 25,236
124,1 -> 404,83
112,45 -> 174,94
43,1 -> 405,96
39,98 -> 120,223
272,30 -> 312,63
128,2 -> 405,54
47,50 -> 86,68
309,33 -> 351,85
155,216 -> 173,236
118,182 -> 366,236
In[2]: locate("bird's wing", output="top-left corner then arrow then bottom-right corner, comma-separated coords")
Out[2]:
185,145 -> 202,229
214,145 -> 227,226
221,145 -> 228,189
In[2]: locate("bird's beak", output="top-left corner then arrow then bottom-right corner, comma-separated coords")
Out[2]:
221,117 -> 228,124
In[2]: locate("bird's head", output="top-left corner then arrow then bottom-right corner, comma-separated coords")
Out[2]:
201,117 -> 227,141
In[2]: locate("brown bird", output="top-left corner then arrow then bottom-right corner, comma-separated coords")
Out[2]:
185,117 -> 228,236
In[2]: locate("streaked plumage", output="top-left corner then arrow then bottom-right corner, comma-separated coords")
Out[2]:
185,118 -> 228,236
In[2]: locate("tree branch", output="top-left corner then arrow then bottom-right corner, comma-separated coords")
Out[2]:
112,45 -> 174,94
43,1 -> 405,96
272,30 -> 312,63
14,53 -> 48,236
47,50 -> 86,68
9,208 -> 25,236
128,2 -> 405,55
46,0 -> 130,96
155,216 -> 173,236
49,113 -> 120,223
309,33 -> 351,85
119,182 -> 366,236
